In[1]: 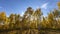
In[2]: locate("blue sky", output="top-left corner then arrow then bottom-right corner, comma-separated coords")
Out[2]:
0,0 -> 60,16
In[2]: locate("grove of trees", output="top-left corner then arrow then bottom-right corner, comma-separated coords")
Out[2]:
0,9 -> 60,30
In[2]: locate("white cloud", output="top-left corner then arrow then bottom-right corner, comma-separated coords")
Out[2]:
41,3 -> 48,9
7,15 -> 9,17
21,11 -> 24,16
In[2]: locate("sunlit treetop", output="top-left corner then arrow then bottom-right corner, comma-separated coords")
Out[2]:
58,2 -> 60,6
57,2 -> 60,9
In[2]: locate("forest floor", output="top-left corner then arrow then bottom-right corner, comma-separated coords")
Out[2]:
0,28 -> 60,34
